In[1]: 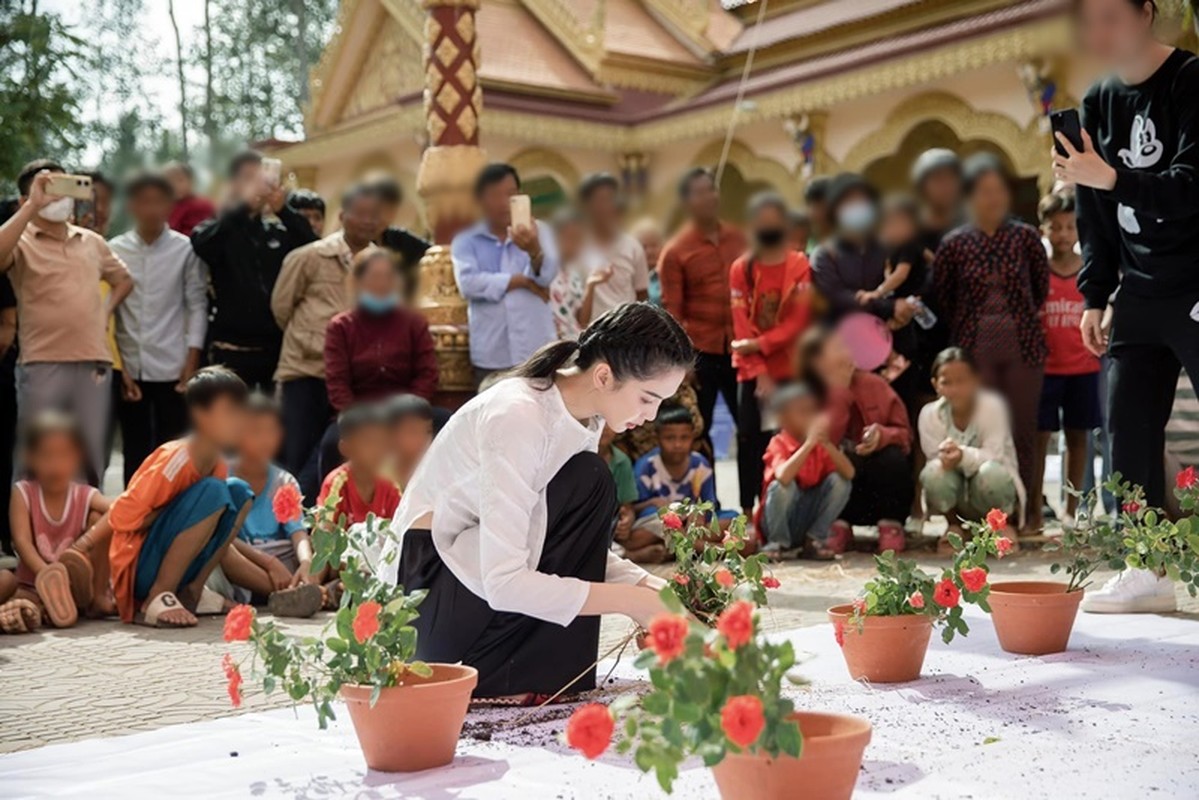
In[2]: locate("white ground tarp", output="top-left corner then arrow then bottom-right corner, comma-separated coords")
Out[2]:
2,608 -> 1197,799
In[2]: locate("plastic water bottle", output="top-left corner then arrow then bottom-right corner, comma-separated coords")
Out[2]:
908,296 -> 937,330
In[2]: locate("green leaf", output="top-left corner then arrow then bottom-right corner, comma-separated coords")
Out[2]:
407,661 -> 434,678
775,718 -> 802,757
326,637 -> 348,653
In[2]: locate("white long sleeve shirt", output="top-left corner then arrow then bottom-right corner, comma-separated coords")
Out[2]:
383,377 -> 649,626
108,226 -> 208,381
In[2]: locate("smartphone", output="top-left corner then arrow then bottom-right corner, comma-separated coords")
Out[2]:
262,158 -> 283,187
46,173 -> 93,201
1050,109 -> 1083,156
509,194 -> 532,231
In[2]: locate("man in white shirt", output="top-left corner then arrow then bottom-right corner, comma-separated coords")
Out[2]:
108,171 -> 208,484
577,173 -> 649,325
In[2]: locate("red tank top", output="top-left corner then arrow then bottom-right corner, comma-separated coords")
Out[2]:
14,481 -> 96,586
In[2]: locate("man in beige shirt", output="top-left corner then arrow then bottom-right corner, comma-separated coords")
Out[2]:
0,160 -> 134,482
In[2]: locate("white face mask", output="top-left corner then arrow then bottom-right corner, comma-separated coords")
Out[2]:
38,197 -> 74,223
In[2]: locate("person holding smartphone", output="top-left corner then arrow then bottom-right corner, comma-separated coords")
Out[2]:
1056,0 -> 1199,613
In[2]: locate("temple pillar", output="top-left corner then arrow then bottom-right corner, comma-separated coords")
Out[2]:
415,0 -> 488,398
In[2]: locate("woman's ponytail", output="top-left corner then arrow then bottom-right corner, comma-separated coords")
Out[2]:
511,339 -> 581,381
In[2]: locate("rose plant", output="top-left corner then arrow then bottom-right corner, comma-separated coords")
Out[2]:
659,500 -> 778,626
567,591 -> 805,792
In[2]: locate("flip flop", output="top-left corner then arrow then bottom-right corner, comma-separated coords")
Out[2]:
267,584 -> 322,618
35,563 -> 77,628
58,549 -> 94,610
135,590 -> 194,628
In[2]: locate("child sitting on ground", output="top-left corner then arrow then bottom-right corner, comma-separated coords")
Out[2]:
206,394 -> 322,617
856,195 -> 927,308
318,404 -> 402,525
758,384 -> 855,560
626,401 -> 728,563
382,394 -> 435,490
0,413 -> 111,633
918,348 -> 1026,547
80,367 -> 253,628
599,424 -> 639,558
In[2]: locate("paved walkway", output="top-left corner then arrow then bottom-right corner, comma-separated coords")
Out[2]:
3,547 -> 1194,755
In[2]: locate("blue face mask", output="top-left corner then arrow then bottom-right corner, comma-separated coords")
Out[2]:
358,291 -> 398,315
838,201 -> 878,235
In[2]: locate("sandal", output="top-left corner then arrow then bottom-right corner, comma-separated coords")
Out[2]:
58,548 -> 94,610
0,598 -> 41,634
802,541 -> 837,561
135,590 -> 195,628
35,563 -> 77,628
267,584 -> 322,618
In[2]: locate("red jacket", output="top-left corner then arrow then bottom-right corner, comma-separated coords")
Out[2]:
169,195 -> 216,237
729,250 -> 813,381
324,307 -> 439,411
826,371 -> 911,455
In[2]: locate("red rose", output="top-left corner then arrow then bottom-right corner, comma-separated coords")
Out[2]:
647,614 -> 689,664
222,653 -> 243,708
909,591 -> 925,609
714,568 -> 735,588
272,481 -> 303,524
851,598 -> 867,615
222,604 -> 254,642
960,567 -> 988,593
995,537 -> 1014,558
985,508 -> 1008,532
662,512 -> 683,531
717,601 -> 755,650
721,695 -> 765,749
565,703 -> 614,760
762,576 -> 780,589
352,601 -> 382,643
672,573 -> 690,586
834,620 -> 845,647
933,578 -> 960,608
1178,466 -> 1198,490
1123,501 -> 1141,515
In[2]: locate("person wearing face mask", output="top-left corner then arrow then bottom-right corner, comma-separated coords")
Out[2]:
271,185 -> 382,500
933,155 -> 1049,532
811,174 -> 923,421
729,192 -> 814,516
0,161 -> 134,484
318,248 -> 440,483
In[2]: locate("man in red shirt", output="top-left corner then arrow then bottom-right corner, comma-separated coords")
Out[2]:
659,168 -> 746,487
164,161 -> 216,236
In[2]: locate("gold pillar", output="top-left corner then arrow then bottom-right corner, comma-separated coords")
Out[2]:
415,0 -> 487,397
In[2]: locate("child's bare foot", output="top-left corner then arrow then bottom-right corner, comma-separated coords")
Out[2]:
0,599 -> 41,633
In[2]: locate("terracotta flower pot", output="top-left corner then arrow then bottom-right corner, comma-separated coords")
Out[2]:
827,604 -> 933,683
711,712 -> 872,800
987,581 -> 1083,656
340,663 -> 478,772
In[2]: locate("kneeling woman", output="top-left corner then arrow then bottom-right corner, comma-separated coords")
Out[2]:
382,303 -> 694,701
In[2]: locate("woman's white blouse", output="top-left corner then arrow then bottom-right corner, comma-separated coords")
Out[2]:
383,378 -> 649,626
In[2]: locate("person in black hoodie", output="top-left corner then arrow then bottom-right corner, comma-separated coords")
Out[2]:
191,150 -> 319,394
1057,0 -> 1198,613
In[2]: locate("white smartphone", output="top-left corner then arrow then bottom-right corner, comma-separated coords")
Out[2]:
509,194 -> 532,231
262,158 -> 283,187
46,173 -> 93,201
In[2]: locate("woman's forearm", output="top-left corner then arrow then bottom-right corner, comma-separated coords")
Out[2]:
579,581 -> 670,629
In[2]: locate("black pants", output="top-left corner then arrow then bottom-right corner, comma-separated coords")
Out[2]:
208,343 -> 279,396
398,451 -> 617,697
842,444 -> 914,526
1108,290 -> 1199,507
117,380 -> 189,486
736,380 -> 772,513
280,377 -> 332,501
695,351 -> 738,488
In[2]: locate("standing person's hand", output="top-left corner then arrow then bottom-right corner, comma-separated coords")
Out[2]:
892,297 -> 917,326
754,373 -> 775,400
121,372 -> 143,403
510,224 -> 542,259
586,265 -> 614,287
26,171 -> 58,210
731,338 -> 761,356
1080,308 -> 1109,357
855,423 -> 882,456
1052,130 -> 1117,191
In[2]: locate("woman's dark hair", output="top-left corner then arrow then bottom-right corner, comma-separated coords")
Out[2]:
474,162 -> 521,197
795,326 -> 836,400
747,191 -> 789,221
185,366 -> 249,409
512,302 -> 695,384
1073,0 -> 1157,19
962,153 -> 1012,196
21,411 -> 87,465
654,399 -> 694,430
351,246 -> 399,280
931,347 -> 977,379
245,392 -> 281,419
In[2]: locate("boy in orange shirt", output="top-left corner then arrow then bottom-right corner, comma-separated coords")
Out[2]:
78,367 -> 252,627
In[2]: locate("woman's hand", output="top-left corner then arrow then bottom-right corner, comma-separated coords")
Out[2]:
1052,130 -> 1117,191
731,338 -> 761,356
855,423 -> 883,456
1080,308 -> 1109,356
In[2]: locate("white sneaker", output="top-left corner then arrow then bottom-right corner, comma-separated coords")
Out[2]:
1080,569 -> 1177,614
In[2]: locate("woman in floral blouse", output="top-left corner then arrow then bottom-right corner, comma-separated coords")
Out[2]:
933,154 -> 1049,525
